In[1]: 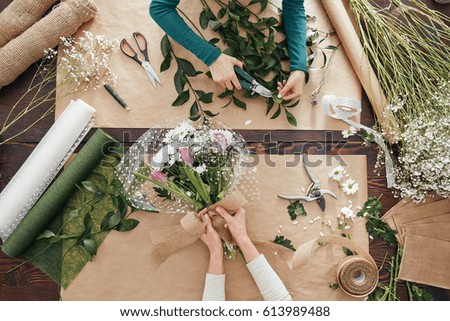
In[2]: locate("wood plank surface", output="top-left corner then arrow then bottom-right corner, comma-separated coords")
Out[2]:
0,0 -> 449,301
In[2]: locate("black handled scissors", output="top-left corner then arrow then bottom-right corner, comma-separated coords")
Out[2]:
234,66 -> 273,98
120,32 -> 162,88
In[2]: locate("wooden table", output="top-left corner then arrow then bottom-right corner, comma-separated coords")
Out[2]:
1,0 -> 449,301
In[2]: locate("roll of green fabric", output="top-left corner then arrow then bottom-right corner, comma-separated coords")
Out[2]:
1,129 -> 119,258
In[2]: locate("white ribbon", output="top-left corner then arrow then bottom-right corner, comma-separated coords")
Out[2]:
322,95 -> 395,188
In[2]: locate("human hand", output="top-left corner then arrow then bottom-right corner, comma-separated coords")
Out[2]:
215,206 -> 260,263
200,211 -> 223,256
209,53 -> 244,91
215,207 -> 249,246
277,70 -> 306,101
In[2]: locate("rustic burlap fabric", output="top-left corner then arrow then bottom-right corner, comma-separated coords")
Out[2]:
0,0 -> 97,88
382,196 -> 450,289
0,0 -> 56,48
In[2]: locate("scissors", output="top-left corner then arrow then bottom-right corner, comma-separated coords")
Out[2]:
234,66 -> 273,98
120,32 -> 162,88
278,156 -> 337,211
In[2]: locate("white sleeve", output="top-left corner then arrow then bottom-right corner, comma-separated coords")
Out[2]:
202,273 -> 226,301
246,254 -> 292,301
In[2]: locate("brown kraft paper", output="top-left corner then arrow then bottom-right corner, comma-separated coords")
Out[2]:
61,155 -> 370,300
321,0 -> 397,142
56,0 -> 361,131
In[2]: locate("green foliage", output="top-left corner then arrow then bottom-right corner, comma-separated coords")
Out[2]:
159,1 -> 337,126
357,196 -> 397,245
287,200 -> 307,220
272,235 -> 296,251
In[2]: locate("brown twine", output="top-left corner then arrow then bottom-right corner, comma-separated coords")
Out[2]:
0,0 -> 98,88
0,0 -> 56,48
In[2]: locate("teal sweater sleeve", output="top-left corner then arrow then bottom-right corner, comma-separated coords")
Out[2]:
150,0 -> 307,72
282,0 -> 307,72
150,0 -> 221,66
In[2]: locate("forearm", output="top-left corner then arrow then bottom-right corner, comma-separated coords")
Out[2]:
150,0 -> 221,66
202,273 -> 226,301
247,254 -> 292,301
237,237 -> 260,263
282,0 -> 307,72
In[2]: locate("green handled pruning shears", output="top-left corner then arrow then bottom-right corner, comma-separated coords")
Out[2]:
234,66 -> 273,98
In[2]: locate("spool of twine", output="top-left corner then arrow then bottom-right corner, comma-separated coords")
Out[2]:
0,0 -> 97,88
337,255 -> 378,297
0,0 -> 56,48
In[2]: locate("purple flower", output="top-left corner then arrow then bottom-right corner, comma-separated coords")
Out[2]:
150,171 -> 167,182
179,147 -> 194,166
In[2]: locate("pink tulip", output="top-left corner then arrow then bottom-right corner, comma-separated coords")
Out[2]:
179,148 -> 194,166
150,171 -> 167,182
212,132 -> 227,151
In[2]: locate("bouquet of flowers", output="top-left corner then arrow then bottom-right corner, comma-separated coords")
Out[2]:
116,120 -> 258,257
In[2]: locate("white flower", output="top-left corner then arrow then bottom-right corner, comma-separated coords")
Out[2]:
341,178 -> 359,195
342,126 -> 357,138
340,206 -> 355,220
173,122 -> 195,141
329,166 -> 345,181
151,145 -> 178,169
194,164 -> 207,174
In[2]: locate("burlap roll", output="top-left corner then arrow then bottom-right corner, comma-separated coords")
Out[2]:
0,0 -> 56,47
0,0 -> 97,88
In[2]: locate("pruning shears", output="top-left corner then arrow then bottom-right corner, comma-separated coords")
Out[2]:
278,156 -> 337,211
234,66 -> 273,98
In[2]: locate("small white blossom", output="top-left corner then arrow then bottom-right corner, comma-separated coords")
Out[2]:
329,165 -> 345,181
340,206 -> 355,220
194,164 -> 207,174
341,178 -> 359,195
342,126 -> 357,138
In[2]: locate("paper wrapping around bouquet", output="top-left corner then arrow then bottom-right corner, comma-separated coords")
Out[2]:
0,0 -> 97,88
0,99 -> 95,243
149,189 -> 248,265
62,155 -> 370,301
56,0 -> 361,131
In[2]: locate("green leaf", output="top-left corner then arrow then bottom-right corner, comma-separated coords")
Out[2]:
357,197 -> 397,245
198,92 -> 213,103
174,68 -> 185,94
160,34 -> 171,58
272,235 -> 295,251
218,7 -> 227,19
68,209 -> 79,221
83,239 -> 97,256
82,181 -> 98,193
199,9 -> 209,30
270,106 -> 282,119
190,101 -> 199,118
287,201 -> 307,220
325,45 -> 339,50
118,194 -> 129,218
229,12 -> 240,22
285,109 -> 298,126
204,110 -> 219,117
160,55 -> 172,72
176,58 -> 197,77
172,90 -> 190,106
117,219 -> 140,232
329,283 -> 339,290
343,247 -> 355,256
80,246 -> 92,261
110,194 -> 119,208
92,192 -> 105,204
218,89 -> 234,98
261,0 -> 268,12
208,38 -> 220,45
101,211 -> 122,231
81,214 -> 93,238
209,20 -> 222,31
37,230 -> 56,240
232,96 -> 247,109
